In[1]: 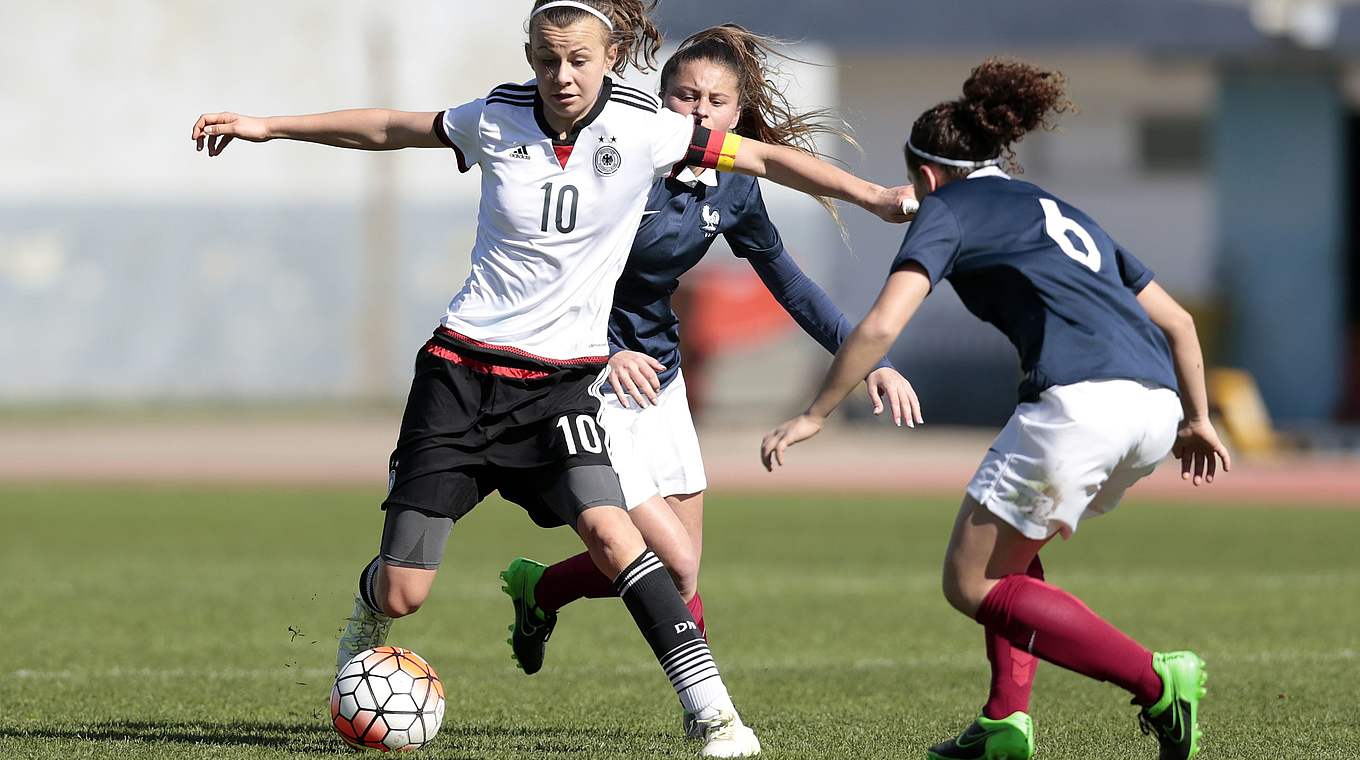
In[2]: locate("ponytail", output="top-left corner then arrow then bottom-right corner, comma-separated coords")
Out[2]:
907,58 -> 1073,176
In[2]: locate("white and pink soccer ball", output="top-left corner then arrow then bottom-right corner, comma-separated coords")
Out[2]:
330,647 -> 445,752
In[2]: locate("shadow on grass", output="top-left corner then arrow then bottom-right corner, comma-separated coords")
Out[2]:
0,720 -> 340,752
0,720 -> 675,757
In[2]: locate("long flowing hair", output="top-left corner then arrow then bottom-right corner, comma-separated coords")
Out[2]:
661,25 -> 858,232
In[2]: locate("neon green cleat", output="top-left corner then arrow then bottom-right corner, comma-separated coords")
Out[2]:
926,711 -> 1034,760
499,557 -> 556,675
1138,651 -> 1208,760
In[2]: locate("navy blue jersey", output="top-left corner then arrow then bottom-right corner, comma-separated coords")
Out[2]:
891,172 -> 1178,402
609,170 -> 888,389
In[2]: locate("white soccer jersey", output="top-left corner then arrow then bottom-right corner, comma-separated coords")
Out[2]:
434,78 -> 699,364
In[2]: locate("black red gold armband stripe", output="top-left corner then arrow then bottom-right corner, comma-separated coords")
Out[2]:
685,126 -> 743,172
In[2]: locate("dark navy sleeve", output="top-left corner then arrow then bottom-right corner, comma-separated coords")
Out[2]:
1115,245 -> 1155,294
889,194 -> 962,287
724,178 -> 782,260
748,249 -> 894,372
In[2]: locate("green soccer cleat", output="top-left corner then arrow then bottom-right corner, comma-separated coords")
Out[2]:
1138,651 -> 1208,760
926,711 -> 1034,760
499,557 -> 557,675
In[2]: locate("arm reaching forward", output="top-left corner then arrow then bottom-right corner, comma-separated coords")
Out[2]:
730,139 -> 915,224
760,263 -> 932,470
192,109 -> 444,156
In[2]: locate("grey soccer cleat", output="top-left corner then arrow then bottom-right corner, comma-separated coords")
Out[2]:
336,594 -> 393,673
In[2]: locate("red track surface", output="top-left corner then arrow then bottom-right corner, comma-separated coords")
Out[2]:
1,419 -> 1354,506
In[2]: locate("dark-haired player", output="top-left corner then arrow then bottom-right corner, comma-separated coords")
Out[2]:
761,59 -> 1230,760
191,1 -> 912,755
496,23 -> 920,737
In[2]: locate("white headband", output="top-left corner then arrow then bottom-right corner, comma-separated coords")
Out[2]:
906,139 -> 1001,169
530,1 -> 614,30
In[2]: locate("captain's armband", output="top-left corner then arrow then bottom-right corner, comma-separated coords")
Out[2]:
685,126 -> 743,172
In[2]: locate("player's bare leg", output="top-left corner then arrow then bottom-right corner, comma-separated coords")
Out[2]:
629,494 -> 701,600
339,506 -> 450,672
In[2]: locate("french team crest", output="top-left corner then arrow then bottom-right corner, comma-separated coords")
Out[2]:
594,145 -> 622,175
701,204 -> 720,235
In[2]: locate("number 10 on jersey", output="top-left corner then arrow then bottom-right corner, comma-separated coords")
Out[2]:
541,183 -> 579,234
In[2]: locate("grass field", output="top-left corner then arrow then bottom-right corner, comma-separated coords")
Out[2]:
1,485 -> 1357,759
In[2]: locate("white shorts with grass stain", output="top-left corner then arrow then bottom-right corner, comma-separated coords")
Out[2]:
967,379 -> 1183,540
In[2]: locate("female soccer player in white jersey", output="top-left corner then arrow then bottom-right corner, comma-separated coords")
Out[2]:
760,59 -> 1231,760
191,1 -> 912,755
497,23 -> 921,727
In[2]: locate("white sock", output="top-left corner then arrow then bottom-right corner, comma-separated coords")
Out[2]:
683,680 -> 734,717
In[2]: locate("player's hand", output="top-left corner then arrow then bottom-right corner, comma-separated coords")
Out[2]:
760,414 -> 823,471
607,350 -> 665,408
870,184 -> 917,223
1171,417 -> 1231,486
192,112 -> 271,156
865,367 -> 923,428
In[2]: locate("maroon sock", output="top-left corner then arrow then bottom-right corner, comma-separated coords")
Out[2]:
534,551 -> 614,613
982,556 -> 1044,719
686,591 -> 706,639
975,571 -> 1163,706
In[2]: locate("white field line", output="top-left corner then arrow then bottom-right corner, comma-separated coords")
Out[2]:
7,649 -> 1356,681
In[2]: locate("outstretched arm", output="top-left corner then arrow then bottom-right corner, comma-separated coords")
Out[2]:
192,109 -> 443,156
730,139 -> 914,223
1136,280 -> 1231,485
760,264 -> 932,469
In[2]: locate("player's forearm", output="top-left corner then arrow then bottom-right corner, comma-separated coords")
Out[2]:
806,322 -> 896,419
1163,316 -> 1212,423
739,142 -> 883,212
265,109 -> 428,150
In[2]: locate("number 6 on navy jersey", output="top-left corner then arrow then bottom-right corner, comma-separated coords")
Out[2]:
556,413 -> 604,455
1039,198 -> 1101,273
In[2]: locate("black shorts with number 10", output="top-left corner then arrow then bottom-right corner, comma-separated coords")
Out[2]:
382,328 -> 624,529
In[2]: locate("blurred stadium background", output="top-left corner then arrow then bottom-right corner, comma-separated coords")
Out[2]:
4,3 -> 1360,759
2,0 -> 1358,488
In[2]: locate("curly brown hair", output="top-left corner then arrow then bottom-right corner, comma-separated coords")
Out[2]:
660,24 -> 858,230
527,0 -> 663,75
907,58 -> 1073,178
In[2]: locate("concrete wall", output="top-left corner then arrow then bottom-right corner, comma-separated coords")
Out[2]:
832,52 -> 1218,424
0,2 -> 840,410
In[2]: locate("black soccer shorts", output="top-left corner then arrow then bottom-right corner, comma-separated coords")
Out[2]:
381,330 -> 625,530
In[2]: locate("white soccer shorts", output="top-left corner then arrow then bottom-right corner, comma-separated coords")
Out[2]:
966,379 -> 1183,541
600,370 -> 708,509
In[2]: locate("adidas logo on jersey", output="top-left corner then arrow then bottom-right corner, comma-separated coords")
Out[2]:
509,145 -> 531,160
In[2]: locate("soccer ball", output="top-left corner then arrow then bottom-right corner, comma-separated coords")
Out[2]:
330,646 -> 446,752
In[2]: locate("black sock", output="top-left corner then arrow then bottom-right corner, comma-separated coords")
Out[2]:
614,550 -> 726,713
357,556 -> 386,616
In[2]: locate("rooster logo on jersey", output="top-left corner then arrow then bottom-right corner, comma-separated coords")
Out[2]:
700,205 -> 720,236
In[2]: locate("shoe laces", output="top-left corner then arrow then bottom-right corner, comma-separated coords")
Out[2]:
1138,711 -> 1155,737
694,711 -> 740,741
343,606 -> 391,641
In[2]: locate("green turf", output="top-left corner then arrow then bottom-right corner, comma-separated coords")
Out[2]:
1,485 -> 1356,759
